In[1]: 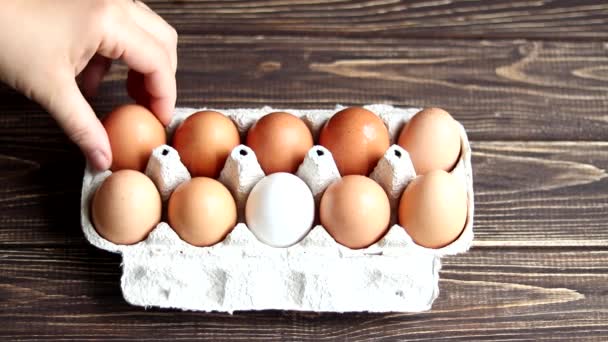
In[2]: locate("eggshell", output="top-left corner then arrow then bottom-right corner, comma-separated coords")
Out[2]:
398,170 -> 468,249
168,177 -> 237,247
245,173 -> 315,248
397,107 -> 461,175
91,170 -> 161,245
319,107 -> 390,176
103,104 -> 167,171
320,175 -> 391,249
246,112 -> 314,174
172,111 -> 240,178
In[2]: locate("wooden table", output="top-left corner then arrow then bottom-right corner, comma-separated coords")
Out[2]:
2,1 -> 607,340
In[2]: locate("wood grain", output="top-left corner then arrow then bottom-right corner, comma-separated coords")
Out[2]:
0,246 -> 606,341
145,0 -> 608,40
2,0 -> 608,340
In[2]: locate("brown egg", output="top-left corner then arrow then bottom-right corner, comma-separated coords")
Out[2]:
398,170 -> 468,249
320,175 -> 390,249
168,177 -> 237,247
397,107 -> 461,175
91,170 -> 162,245
319,107 -> 390,176
173,111 -> 240,178
103,104 -> 167,171
246,112 -> 314,174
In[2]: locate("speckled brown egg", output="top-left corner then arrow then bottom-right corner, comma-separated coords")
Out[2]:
319,107 -> 390,176
168,177 -> 237,247
246,112 -> 314,174
397,107 -> 461,175
91,170 -> 162,245
320,175 -> 391,249
398,170 -> 468,249
103,104 -> 167,172
173,111 -> 240,178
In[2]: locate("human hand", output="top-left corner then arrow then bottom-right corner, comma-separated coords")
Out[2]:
0,0 -> 178,170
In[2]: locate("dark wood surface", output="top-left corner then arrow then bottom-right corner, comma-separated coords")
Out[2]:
2,1 -> 608,340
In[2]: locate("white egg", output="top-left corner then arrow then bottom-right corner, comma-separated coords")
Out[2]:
245,172 -> 315,247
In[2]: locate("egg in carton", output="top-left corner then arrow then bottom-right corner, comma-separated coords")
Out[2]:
80,104 -> 474,313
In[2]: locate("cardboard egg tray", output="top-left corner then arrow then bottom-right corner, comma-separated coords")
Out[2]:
80,104 -> 474,313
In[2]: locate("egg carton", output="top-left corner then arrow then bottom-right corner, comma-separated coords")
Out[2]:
80,104 -> 474,313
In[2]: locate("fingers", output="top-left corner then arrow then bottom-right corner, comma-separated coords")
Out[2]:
79,55 -> 112,98
98,19 -> 176,125
44,76 -> 112,171
132,0 -> 154,12
129,1 -> 178,73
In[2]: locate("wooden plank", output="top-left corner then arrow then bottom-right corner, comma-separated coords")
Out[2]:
0,141 -> 606,247
1,37 -> 607,141
144,0 -> 608,40
472,141 -> 608,246
0,246 -> 605,340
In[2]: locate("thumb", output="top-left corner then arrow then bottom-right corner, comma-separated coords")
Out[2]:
43,77 -> 112,171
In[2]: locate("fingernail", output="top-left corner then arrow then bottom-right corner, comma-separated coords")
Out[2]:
89,150 -> 111,171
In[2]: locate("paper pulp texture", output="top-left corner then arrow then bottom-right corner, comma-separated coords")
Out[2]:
80,104 -> 475,313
